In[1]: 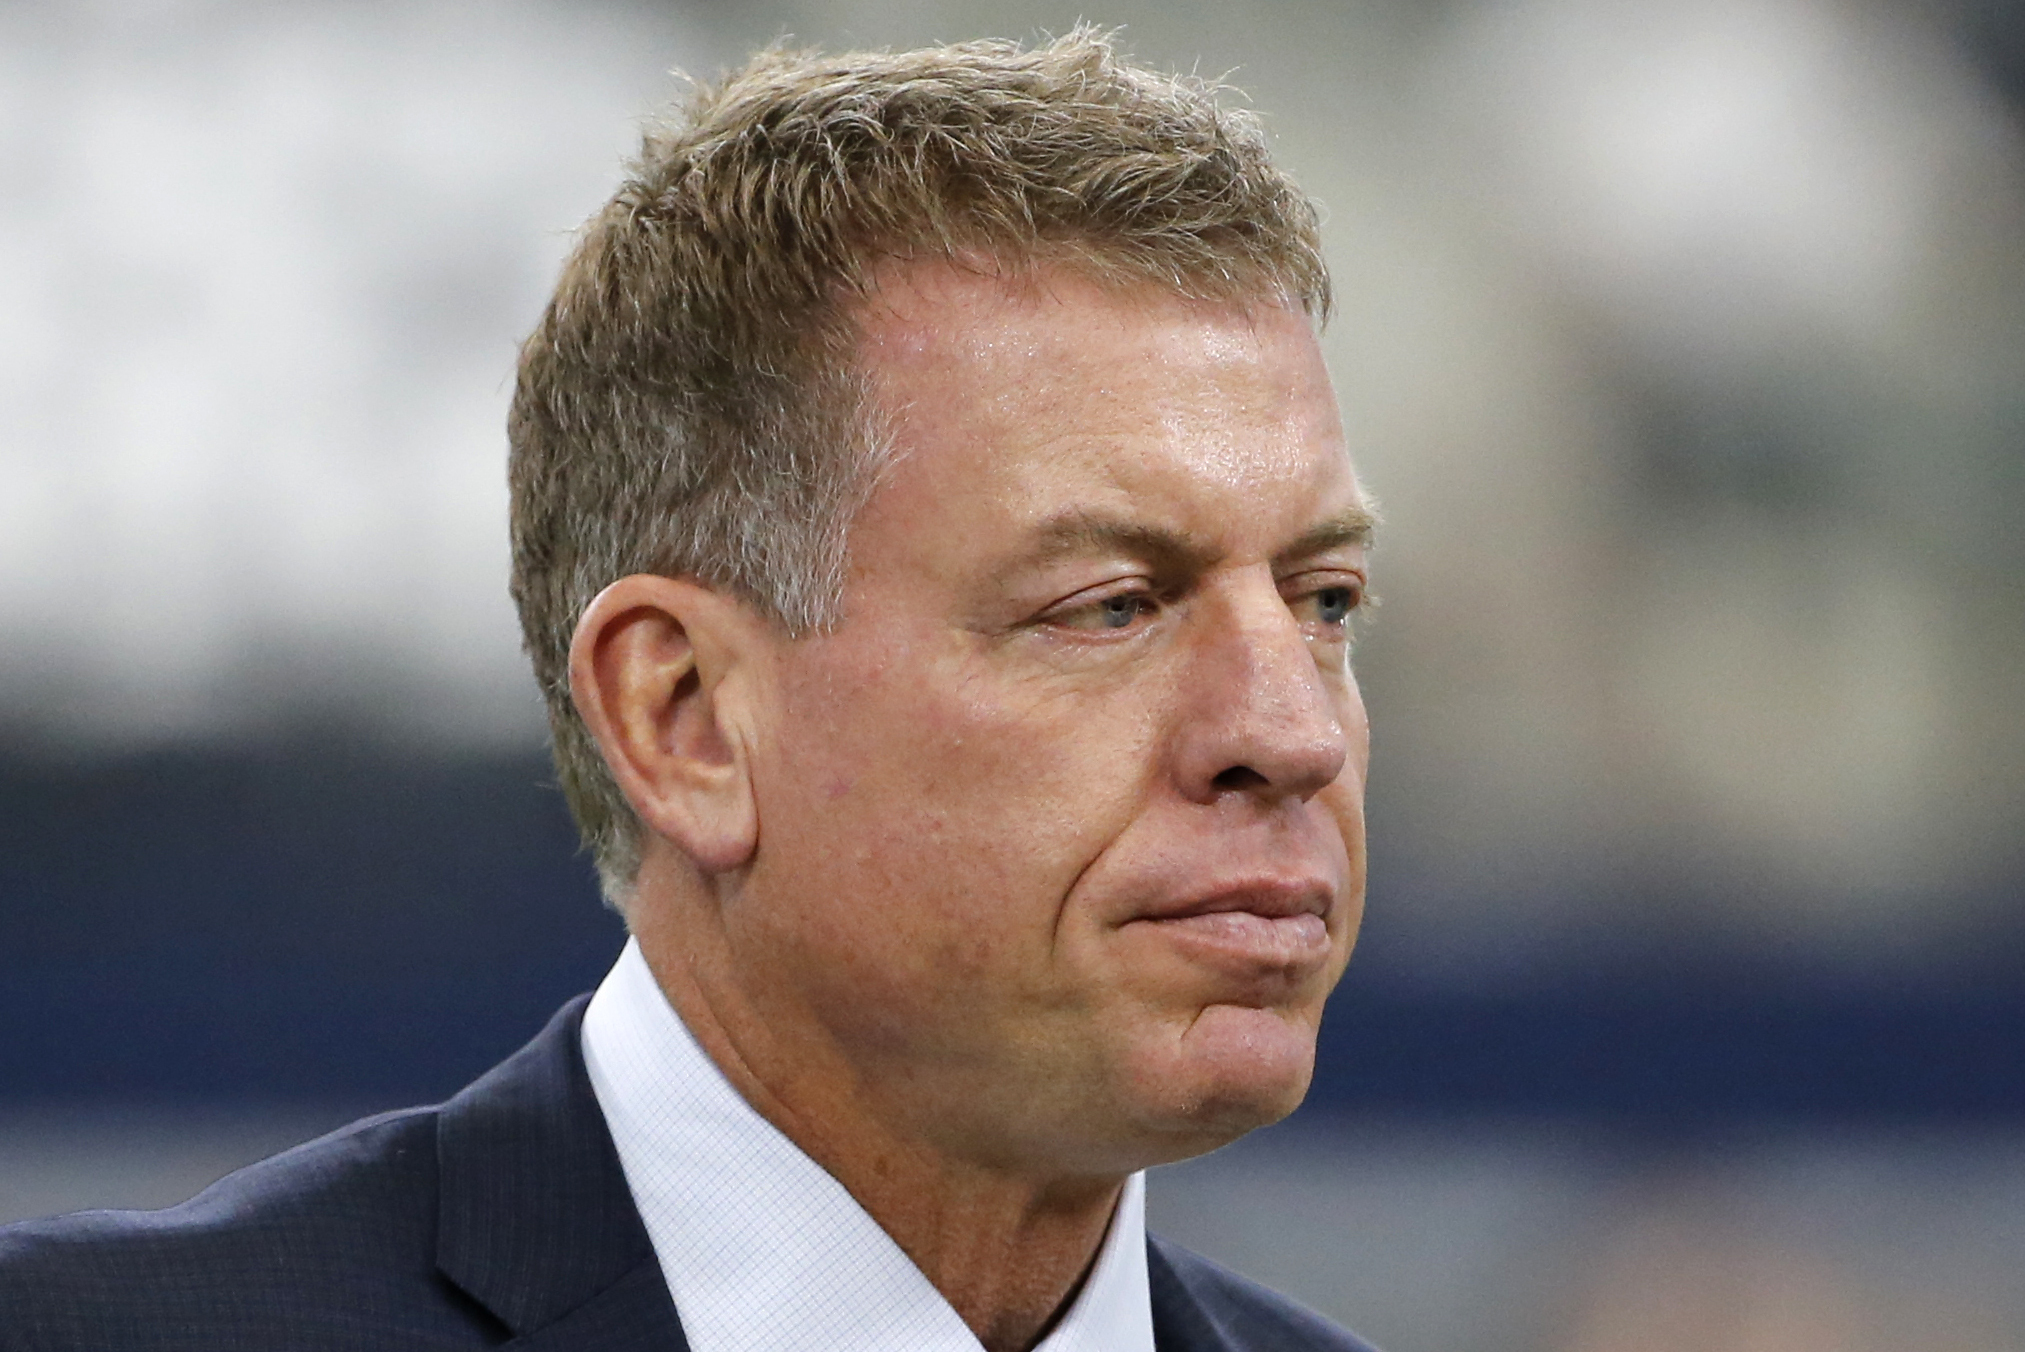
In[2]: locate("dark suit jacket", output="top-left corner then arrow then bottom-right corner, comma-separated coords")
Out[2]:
0,997 -> 1376,1351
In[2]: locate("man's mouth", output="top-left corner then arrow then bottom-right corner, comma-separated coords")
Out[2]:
1125,881 -> 1336,974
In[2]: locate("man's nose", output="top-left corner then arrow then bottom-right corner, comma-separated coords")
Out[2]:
1173,578 -> 1349,805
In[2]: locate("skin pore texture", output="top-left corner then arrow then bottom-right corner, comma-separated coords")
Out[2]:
568,263 -> 1373,1352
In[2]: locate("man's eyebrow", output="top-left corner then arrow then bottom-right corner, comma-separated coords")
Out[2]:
1015,511 -> 1221,571
1010,501 -> 1378,573
1275,504 -> 1378,564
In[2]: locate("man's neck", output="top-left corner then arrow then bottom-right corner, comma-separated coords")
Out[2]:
631,904 -> 1124,1352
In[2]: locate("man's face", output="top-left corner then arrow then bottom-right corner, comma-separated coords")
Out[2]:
734,264 -> 1369,1175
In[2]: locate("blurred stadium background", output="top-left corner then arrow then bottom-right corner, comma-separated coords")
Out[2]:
3,1 -> 2023,1348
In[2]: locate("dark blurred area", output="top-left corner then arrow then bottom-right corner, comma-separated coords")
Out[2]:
4,743 -> 2019,1120
3,2 -> 2022,1348
0,744 -> 618,1102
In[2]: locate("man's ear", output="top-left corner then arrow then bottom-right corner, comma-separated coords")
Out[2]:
568,575 -> 766,874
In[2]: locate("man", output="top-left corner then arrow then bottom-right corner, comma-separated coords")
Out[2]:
1,30 -> 1378,1352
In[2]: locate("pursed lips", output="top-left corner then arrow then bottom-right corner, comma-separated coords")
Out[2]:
1139,880 -> 1332,923
1123,878 -> 1337,974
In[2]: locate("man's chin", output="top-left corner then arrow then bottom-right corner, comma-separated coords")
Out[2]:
1121,1003 -> 1319,1162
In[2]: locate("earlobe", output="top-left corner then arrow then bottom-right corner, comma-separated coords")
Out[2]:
567,575 -> 761,874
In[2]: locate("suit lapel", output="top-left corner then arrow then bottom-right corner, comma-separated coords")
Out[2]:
428,995 -> 1257,1351
434,995 -> 689,1349
1148,1235 -> 1238,1352
495,1258 -> 689,1351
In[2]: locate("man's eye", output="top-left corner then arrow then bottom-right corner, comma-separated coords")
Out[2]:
1291,584 -> 1360,629
1055,593 -> 1154,631
1316,586 -> 1356,625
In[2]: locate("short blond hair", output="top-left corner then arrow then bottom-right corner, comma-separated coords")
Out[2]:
508,27 -> 1331,909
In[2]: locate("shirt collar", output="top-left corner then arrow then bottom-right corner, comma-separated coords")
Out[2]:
581,937 -> 1155,1352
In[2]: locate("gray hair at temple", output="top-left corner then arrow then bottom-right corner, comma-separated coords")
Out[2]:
507,26 -> 1332,911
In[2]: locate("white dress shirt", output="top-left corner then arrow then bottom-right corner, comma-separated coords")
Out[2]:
581,938 -> 1156,1352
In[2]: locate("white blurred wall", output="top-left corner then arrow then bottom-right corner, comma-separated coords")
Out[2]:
0,0 -> 706,747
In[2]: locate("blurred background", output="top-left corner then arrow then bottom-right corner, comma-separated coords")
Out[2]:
2,0 -> 2021,1347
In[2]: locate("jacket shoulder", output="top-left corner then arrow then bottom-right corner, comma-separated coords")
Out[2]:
0,1106 -> 497,1351
1149,1233 -> 1382,1352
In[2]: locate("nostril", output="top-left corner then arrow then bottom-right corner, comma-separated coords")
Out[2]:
1212,765 -> 1269,792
